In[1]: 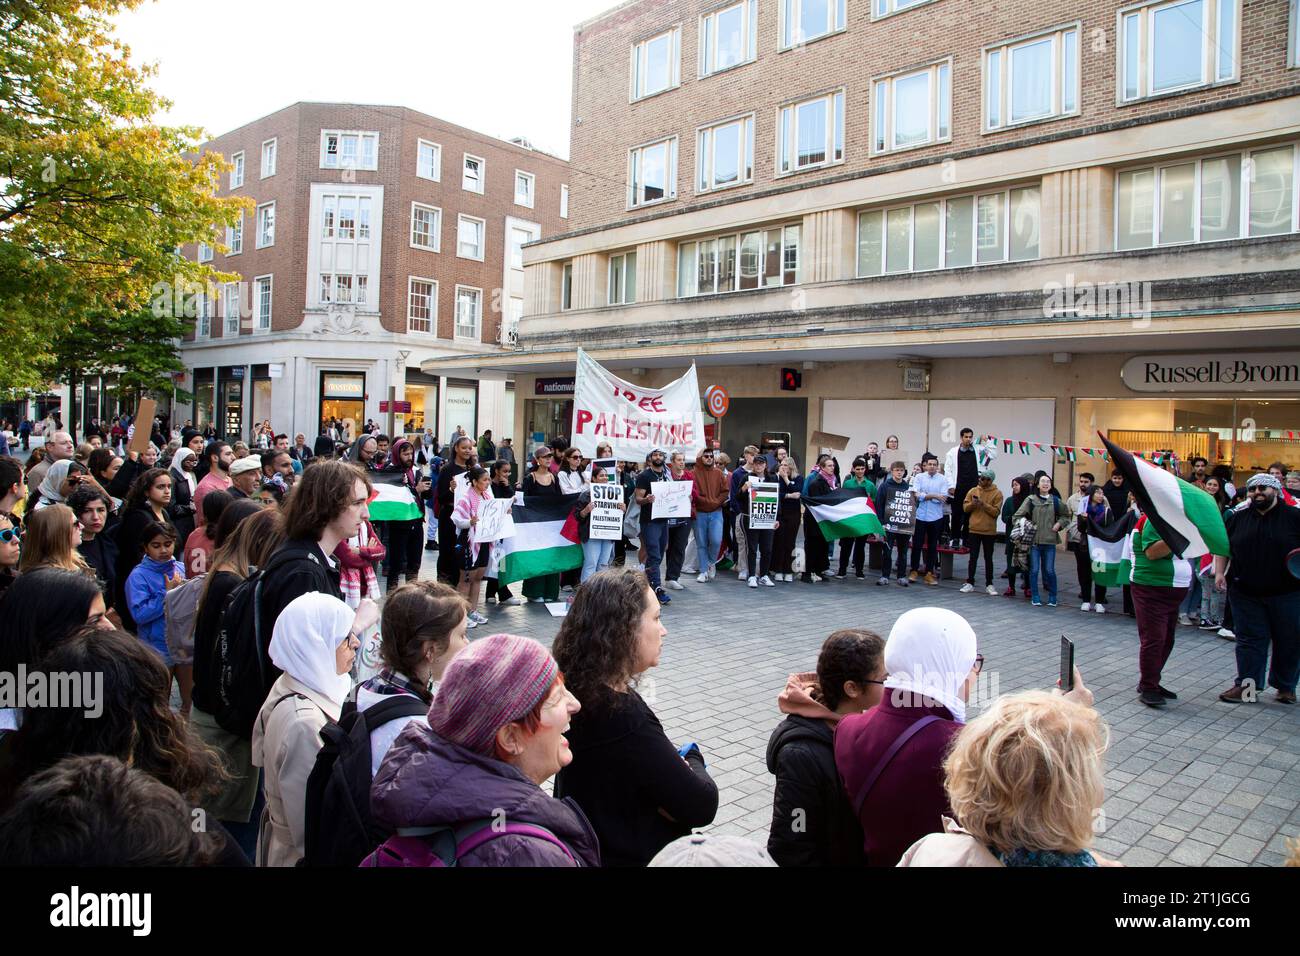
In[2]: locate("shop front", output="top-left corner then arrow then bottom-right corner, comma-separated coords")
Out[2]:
217,365 -> 246,443
443,379 -> 479,443
525,377 -> 574,456
403,369 -> 440,439
193,368 -> 215,434
320,371 -> 366,440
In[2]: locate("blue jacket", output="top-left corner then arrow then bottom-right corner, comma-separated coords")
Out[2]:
126,555 -> 185,662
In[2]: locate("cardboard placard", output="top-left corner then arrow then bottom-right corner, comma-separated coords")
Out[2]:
749,481 -> 779,530
128,399 -> 157,456
655,480 -> 694,521
589,483 -> 625,541
473,497 -> 516,545
811,430 -> 851,451
883,487 -> 917,535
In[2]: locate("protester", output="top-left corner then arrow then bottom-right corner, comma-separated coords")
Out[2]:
552,567 -> 719,866
0,514 -> 19,598
577,464 -> 623,582
345,434 -> 380,472
252,592 -> 374,866
1102,469 -> 1129,517
125,519 -> 185,665
1066,472 -> 1094,600
335,504 -> 385,617
770,457 -> 802,582
649,833 -> 777,867
898,686 -> 1116,867
520,446 -> 564,604
739,453 -> 779,588
691,449 -> 728,582
633,448 -> 676,605
1013,474 -> 1072,607
87,446 -> 124,508
1216,474 -> 1300,705
875,460 -> 913,586
184,489 -> 232,578
228,455 -> 262,499
767,629 -> 884,867
1128,510 -> 1191,708
1001,474 -> 1033,598
1078,484 -> 1113,612
662,451 -> 693,590
728,446 -> 758,579
369,634 -> 599,867
484,459 -> 524,605
375,438 -> 432,592
113,467 -> 174,632
25,430 -> 73,490
835,607 -> 979,866
944,429 -> 997,548
17,503 -> 90,576
908,454 -> 947,585
834,457 -> 876,580
960,469 -> 1003,595
355,581 -> 470,775
435,435 -> 476,586
30,459 -> 90,513
451,466 -> 493,628
168,446 -> 199,554
194,441 -> 234,522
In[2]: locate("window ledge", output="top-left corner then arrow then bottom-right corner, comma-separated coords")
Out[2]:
1117,77 -> 1240,108
695,178 -> 754,196
777,27 -> 847,52
872,136 -> 952,158
982,110 -> 1079,136
870,0 -> 942,23
630,83 -> 681,105
627,197 -> 677,212
698,58 -> 756,81
775,159 -> 845,180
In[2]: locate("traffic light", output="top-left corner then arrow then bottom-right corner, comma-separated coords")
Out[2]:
780,368 -> 802,391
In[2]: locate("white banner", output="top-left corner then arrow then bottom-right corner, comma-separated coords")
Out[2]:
571,349 -> 706,461
749,481 -> 779,530
589,483 -> 625,541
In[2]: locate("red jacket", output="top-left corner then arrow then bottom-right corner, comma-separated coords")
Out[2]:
833,694 -> 961,867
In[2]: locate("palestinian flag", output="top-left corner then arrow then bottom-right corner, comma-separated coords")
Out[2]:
368,471 -> 423,521
497,493 -> 583,586
1085,511 -> 1138,588
803,487 -> 885,541
1003,439 -> 1013,454
1099,434 -> 1230,560
1018,441 -> 1029,455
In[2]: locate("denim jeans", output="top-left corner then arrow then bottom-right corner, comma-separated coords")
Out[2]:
1180,561 -> 1203,616
581,538 -> 614,582
642,520 -> 669,590
694,510 -> 724,572
1028,543 -> 1058,602
882,532 -> 910,579
1229,587 -> 1300,694
1199,568 -> 1225,623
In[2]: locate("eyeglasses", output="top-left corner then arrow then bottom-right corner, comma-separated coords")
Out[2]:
0,528 -> 21,544
973,654 -> 985,674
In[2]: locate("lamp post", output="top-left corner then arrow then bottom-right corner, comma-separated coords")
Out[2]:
389,350 -> 411,439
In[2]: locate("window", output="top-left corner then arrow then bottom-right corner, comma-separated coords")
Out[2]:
463,154 -> 485,193
410,202 -> 441,252
628,137 -> 678,207
1118,0 -> 1238,103
1291,0 -> 1299,69
314,185 -> 378,309
561,262 -> 573,310
454,286 -> 482,340
223,283 -> 240,335
873,61 -> 951,153
856,186 -> 1041,275
320,130 -> 379,170
261,138 -> 277,178
631,27 -> 681,100
408,278 -> 437,334
194,292 -> 211,339
253,275 -> 272,333
229,151 -> 244,189
198,241 -> 213,263
985,25 -> 1079,130
255,202 -> 275,249
609,252 -> 638,304
1115,145 -> 1297,249
778,91 -> 844,174
781,0 -> 847,47
560,184 -> 570,218
227,214 -> 243,255
515,171 -> 535,208
700,1 -> 757,76
509,226 -> 533,270
874,0 -> 931,16
698,114 -> 755,192
677,224 -> 801,297
457,214 -> 485,260
417,139 -> 441,181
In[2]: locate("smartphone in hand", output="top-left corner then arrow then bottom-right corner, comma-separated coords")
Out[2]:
1059,636 -> 1075,692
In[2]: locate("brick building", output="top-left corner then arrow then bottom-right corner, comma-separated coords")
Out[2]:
176,102 -> 571,445
423,0 -> 1300,485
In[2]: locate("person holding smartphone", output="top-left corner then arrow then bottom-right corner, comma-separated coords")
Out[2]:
375,438 -> 434,593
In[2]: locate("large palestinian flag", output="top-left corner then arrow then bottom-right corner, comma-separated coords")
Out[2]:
803,487 -> 885,541
497,493 -> 583,586
1085,510 -> 1138,588
1099,434 -> 1229,560
368,471 -> 424,521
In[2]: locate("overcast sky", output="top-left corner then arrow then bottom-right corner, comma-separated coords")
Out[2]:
113,0 -> 619,159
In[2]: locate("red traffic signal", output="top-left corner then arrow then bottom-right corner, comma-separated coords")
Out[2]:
781,368 -> 802,391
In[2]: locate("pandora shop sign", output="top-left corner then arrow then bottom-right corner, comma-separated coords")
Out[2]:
1122,353 -> 1300,393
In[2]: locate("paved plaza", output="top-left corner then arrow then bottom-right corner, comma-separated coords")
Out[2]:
427,552 -> 1300,868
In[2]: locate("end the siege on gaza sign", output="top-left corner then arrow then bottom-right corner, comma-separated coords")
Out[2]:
570,349 -> 706,461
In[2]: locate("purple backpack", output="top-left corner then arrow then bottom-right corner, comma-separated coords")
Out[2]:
360,819 -> 577,867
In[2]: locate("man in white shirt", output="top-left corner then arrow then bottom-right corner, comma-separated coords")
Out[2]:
909,454 -> 949,586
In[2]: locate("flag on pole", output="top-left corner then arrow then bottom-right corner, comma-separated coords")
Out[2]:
367,472 -> 424,521
1085,511 -> 1138,588
802,488 -> 885,541
497,494 -> 584,586
1098,434 -> 1230,560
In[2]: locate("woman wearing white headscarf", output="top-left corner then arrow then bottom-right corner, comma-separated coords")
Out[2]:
833,607 -> 980,867
31,459 -> 90,512
251,592 -> 378,866
167,447 -> 199,558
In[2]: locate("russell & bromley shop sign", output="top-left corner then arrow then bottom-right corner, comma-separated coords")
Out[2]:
1122,353 -> 1300,393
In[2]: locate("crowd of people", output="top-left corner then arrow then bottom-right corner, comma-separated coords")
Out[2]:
0,410 -> 1297,868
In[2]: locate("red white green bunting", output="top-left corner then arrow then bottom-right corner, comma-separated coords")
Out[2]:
980,434 -> 1110,461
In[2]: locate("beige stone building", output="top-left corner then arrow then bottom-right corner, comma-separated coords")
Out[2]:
422,0 -> 1300,483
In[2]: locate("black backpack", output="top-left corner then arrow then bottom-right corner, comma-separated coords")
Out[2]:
302,694 -> 429,867
210,549 -> 304,739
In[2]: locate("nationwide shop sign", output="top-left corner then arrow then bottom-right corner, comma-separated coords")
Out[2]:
883,487 -> 916,535
749,481 -> 779,530
589,483 -> 625,541
571,349 -> 705,460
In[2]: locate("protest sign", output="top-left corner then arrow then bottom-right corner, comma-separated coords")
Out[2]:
473,497 -> 516,545
127,399 -> 157,456
655,480 -> 694,521
589,483 -> 625,541
571,349 -> 705,461
749,481 -> 779,530
883,487 -> 917,535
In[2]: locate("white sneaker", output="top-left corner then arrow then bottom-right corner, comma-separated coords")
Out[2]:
466,618 -> 478,629
738,570 -> 748,581
1178,612 -> 1195,626
1217,627 -> 1235,639
505,596 -> 528,606
697,572 -> 709,583
959,583 -> 974,593
682,566 -> 698,575
469,610 -> 488,625
747,576 -> 758,588
529,597 -> 546,604
784,573 -> 794,582
985,585 -> 998,596
1095,604 -> 1106,614
759,575 -> 775,587
665,579 -> 684,591
1081,602 -> 1092,612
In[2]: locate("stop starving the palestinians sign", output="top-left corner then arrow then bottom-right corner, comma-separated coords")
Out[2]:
570,349 -> 706,461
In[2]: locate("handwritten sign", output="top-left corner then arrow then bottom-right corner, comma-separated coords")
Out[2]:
655,480 -> 694,521
589,483 -> 625,541
749,481 -> 779,530
473,497 -> 515,545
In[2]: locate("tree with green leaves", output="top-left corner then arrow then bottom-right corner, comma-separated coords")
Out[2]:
0,0 -> 247,396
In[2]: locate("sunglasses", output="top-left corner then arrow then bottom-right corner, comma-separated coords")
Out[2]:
0,528 -> 21,544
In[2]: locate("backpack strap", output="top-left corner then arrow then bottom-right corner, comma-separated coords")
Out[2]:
358,694 -> 429,731
390,818 -> 578,866
851,715 -> 942,818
